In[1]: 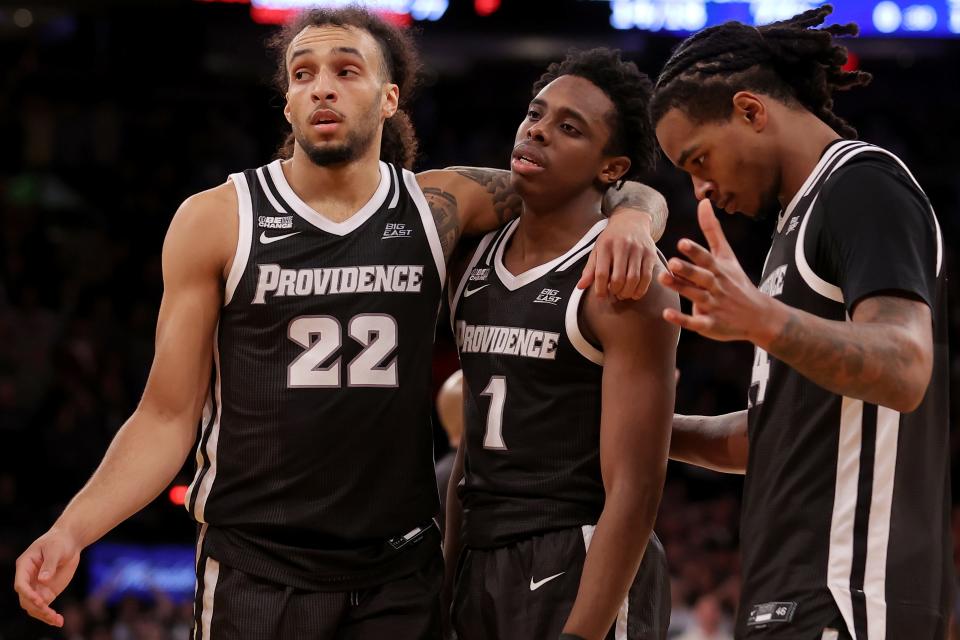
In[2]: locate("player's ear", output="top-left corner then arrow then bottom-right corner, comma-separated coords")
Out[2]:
599,156 -> 631,187
283,93 -> 292,124
382,83 -> 399,119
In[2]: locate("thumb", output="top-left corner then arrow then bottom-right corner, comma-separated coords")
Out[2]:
38,548 -> 62,583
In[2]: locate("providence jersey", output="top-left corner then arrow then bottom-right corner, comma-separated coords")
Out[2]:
185,159 -> 445,590
451,218 -> 608,548
740,140 -> 950,639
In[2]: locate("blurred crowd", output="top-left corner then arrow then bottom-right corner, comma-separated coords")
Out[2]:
2,4 -> 960,639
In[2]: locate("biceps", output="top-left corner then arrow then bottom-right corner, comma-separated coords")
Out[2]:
598,352 -> 674,484
139,277 -> 221,421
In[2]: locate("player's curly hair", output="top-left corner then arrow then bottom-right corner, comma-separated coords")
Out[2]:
267,6 -> 421,168
650,4 -> 872,138
533,47 -> 657,182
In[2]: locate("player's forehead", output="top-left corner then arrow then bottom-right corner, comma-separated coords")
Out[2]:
533,75 -> 615,125
286,24 -> 383,70
655,107 -> 708,165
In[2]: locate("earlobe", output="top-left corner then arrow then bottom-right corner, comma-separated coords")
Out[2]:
600,157 -> 632,185
383,83 -> 399,119
283,95 -> 292,124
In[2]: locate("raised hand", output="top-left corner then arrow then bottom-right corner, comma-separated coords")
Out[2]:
657,199 -> 774,343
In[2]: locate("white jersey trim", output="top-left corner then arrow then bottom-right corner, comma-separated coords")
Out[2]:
449,231 -> 497,331
188,324 -> 223,523
565,285 -> 604,366
776,140 -> 864,234
199,556 -> 220,639
266,159 -> 390,236
388,164 -> 401,209
494,218 -> 607,292
795,143 -> 941,303
225,172 -> 254,307
827,395 -> 862,640
403,168 -> 447,287
863,406 -> 900,640
795,192 -> 844,303
254,167 -> 286,214
184,395 -> 213,521
581,525 -> 629,640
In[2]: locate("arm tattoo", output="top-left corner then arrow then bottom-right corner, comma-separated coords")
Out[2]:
602,183 -> 669,240
421,187 -> 461,264
767,296 -> 929,407
448,166 -> 523,227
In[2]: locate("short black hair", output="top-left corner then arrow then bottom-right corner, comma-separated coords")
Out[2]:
533,47 -> 657,181
650,4 -> 872,138
266,5 -> 422,168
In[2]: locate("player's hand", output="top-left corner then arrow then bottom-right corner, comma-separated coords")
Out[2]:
578,209 -> 658,300
657,199 -> 776,342
14,527 -> 82,627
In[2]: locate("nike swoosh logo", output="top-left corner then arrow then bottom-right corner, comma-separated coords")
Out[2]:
260,231 -> 301,244
463,284 -> 490,298
529,572 -> 564,591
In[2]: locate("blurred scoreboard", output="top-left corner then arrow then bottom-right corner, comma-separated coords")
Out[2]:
200,0 -> 960,36
600,0 -> 960,36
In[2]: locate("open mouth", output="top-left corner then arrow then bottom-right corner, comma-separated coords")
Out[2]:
309,109 -> 343,126
510,144 -> 547,174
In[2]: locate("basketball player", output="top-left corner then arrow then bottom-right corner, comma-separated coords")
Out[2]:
446,49 -> 679,640
652,7 -> 949,639
13,7 -> 668,639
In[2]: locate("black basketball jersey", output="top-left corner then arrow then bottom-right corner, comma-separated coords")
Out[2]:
185,159 -> 445,590
451,218 -> 608,549
739,140 -> 950,639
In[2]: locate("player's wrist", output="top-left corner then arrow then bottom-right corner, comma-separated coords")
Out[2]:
749,295 -> 789,350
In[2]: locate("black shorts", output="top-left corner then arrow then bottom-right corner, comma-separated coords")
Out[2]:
739,600 -> 853,640
193,539 -> 443,639
452,526 -> 669,640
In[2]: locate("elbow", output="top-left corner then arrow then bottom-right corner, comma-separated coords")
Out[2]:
888,336 -> 933,413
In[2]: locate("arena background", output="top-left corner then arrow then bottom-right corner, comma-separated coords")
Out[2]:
1,1 -> 958,638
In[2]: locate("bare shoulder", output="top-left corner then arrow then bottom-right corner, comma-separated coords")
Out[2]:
583,263 -> 680,344
165,180 -> 239,280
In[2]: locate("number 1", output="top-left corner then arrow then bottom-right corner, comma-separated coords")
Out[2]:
481,376 -> 507,450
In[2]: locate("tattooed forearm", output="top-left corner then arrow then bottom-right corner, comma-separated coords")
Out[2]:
422,186 -> 461,264
447,166 -> 523,227
602,183 -> 668,241
766,296 -> 932,411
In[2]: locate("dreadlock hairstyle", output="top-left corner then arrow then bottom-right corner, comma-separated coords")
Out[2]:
650,4 -> 872,139
267,6 -> 421,168
533,47 -> 657,183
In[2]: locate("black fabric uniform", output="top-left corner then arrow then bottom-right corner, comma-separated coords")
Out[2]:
186,160 -> 445,639
450,218 -> 670,640
738,140 -> 950,640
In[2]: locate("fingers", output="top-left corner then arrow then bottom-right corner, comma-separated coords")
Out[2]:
591,241 -> 612,298
634,255 -> 655,300
657,271 -> 712,305
576,248 -> 597,291
14,556 -> 63,627
666,257 -> 716,291
606,241 -> 629,298
697,199 -> 733,257
676,238 -> 714,269
662,307 -> 715,334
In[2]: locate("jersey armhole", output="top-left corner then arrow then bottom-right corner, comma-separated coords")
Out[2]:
564,286 -> 604,366
449,232 -> 496,332
402,169 -> 447,287
224,172 -> 254,307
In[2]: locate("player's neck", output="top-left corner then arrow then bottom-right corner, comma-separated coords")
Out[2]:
777,113 -> 843,209
506,191 -> 603,272
281,145 -> 383,222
